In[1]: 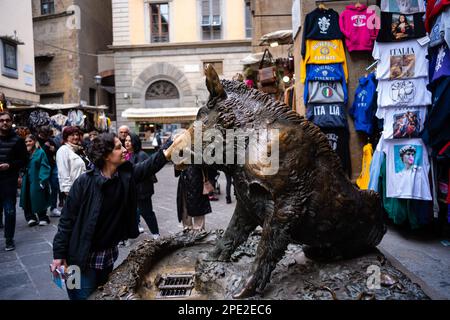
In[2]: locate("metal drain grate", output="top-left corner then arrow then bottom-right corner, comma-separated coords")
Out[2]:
156,273 -> 195,298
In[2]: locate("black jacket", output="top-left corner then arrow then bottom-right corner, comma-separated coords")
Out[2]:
53,149 -> 167,270
0,129 -> 28,183
301,7 -> 343,57
176,165 -> 211,222
128,150 -> 155,200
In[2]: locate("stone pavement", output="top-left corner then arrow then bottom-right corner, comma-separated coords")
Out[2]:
0,164 -> 449,299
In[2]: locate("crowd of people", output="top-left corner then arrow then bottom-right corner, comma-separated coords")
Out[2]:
0,110 -> 234,299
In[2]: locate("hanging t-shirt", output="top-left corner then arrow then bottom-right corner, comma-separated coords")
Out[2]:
301,39 -> 348,83
306,103 -> 348,128
372,40 -> 429,80
356,143 -> 373,190
376,77 -> 431,107
301,7 -> 344,57
307,81 -> 346,104
305,63 -> 346,82
380,0 -> 426,14
429,43 -> 450,83
376,12 -> 426,42
429,14 -> 445,48
381,138 -> 432,200
376,106 -> 427,139
321,127 -> 352,177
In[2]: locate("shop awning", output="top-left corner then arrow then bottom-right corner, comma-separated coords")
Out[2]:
240,52 -> 265,65
259,29 -> 293,46
122,107 -> 200,123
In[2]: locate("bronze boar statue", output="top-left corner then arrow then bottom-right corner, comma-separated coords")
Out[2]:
168,65 -> 386,299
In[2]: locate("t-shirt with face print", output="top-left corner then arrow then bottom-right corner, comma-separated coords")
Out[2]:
372,40 -> 429,80
376,77 -> 431,107
381,138 -> 431,200
376,12 -> 426,42
375,105 -> 427,139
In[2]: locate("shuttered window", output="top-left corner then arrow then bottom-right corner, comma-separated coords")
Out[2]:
201,0 -> 222,40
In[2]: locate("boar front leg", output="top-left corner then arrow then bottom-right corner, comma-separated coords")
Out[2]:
207,200 -> 258,261
233,207 -> 293,299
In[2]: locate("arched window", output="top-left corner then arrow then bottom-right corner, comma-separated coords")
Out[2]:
145,80 -> 179,100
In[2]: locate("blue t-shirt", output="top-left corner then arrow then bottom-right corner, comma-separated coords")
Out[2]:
304,63 -> 348,104
349,73 -> 377,135
306,103 -> 348,128
429,43 -> 450,83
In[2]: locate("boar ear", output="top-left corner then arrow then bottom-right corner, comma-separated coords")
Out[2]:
205,64 -> 225,98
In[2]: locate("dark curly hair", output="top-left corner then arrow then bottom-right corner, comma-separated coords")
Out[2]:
127,132 -> 142,153
62,126 -> 82,142
86,133 -> 117,169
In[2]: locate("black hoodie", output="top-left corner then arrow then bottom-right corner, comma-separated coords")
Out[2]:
301,7 -> 344,57
0,129 -> 28,183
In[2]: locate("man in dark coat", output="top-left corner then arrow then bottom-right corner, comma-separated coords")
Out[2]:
51,132 -> 174,300
176,165 -> 212,231
0,111 -> 28,251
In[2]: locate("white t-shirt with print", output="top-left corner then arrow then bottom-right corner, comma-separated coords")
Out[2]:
376,77 -> 431,107
381,138 -> 432,200
372,40 -> 429,80
376,106 -> 427,139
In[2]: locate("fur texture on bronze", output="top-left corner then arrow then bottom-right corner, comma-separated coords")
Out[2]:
197,65 -> 386,299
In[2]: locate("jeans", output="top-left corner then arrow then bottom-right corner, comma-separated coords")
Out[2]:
49,166 -> 60,210
0,183 -> 17,240
66,265 -> 113,300
137,197 -> 159,235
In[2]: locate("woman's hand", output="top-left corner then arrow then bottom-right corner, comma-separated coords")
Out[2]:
50,259 -> 67,274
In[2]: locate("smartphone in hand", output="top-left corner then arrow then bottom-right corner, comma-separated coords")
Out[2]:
49,264 -> 66,290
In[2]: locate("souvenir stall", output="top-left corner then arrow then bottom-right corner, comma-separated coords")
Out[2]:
295,0 -> 449,233
7,104 -> 111,138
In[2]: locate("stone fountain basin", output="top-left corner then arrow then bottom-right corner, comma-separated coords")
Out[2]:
91,230 -> 429,300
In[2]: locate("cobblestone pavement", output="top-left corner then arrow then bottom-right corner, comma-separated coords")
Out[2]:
0,164 -> 448,299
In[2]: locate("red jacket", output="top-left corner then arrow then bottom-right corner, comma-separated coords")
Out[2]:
425,0 -> 450,32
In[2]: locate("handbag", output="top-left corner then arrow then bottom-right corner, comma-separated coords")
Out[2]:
258,49 -> 277,86
202,169 -> 214,195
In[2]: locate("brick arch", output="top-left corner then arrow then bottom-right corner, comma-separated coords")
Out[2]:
132,62 -> 192,103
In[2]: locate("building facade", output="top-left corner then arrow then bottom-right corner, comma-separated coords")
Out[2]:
248,0 -> 293,57
111,0 -> 252,135
32,0 -> 113,109
0,0 -> 39,106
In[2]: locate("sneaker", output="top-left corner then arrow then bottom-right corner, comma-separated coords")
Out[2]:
138,225 -> 145,234
28,219 -> 38,227
152,234 -> 160,240
39,217 -> 51,226
226,196 -> 232,204
50,208 -> 61,217
5,239 -> 15,251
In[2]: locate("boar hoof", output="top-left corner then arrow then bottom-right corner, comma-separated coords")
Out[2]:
233,276 -> 256,299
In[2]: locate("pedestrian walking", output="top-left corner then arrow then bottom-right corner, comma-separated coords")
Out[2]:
0,111 -> 28,251
176,165 -> 211,232
125,133 -> 160,239
20,135 -> 51,226
51,132 -> 175,300
37,126 -> 61,217
56,126 -> 87,195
